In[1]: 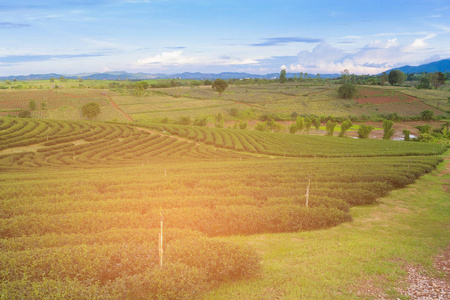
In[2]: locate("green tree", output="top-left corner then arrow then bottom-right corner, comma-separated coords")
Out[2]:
357,125 -> 374,139
304,117 -> 312,134
325,120 -> 336,136
420,110 -> 434,121
312,116 -> 321,131
255,122 -> 267,131
212,79 -> 229,97
339,120 -> 353,137
417,76 -> 431,89
430,72 -> 446,89
341,69 -> 350,83
82,102 -> 101,120
279,69 -> 287,83
177,116 -> 191,125
296,116 -> 305,133
134,81 -> 148,96
28,100 -> 36,111
403,129 -> 410,141
388,70 -> 405,86
379,72 -> 388,86
289,123 -> 298,134
338,83 -> 357,99
382,119 -> 395,140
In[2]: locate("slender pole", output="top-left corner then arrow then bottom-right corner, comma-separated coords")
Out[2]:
159,212 -> 164,268
305,177 -> 310,207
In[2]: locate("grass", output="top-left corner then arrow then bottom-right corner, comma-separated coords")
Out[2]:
205,151 -> 450,299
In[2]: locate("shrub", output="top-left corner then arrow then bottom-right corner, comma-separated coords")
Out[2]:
325,120 -> 337,136
357,125 -> 374,139
382,119 -> 395,140
339,120 -> 352,137
289,123 -> 298,134
420,110 -> 434,121
18,110 -> 32,118
338,83 -> 357,99
255,122 -> 267,131
403,129 -> 410,141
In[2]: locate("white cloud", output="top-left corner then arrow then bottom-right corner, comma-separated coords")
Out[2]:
135,50 -> 265,67
287,34 -> 441,75
367,38 -> 399,49
136,50 -> 198,65
404,33 -> 436,52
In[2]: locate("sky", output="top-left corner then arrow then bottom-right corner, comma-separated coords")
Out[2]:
0,0 -> 450,76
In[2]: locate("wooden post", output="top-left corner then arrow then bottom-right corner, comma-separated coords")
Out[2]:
305,177 -> 310,207
158,212 -> 164,268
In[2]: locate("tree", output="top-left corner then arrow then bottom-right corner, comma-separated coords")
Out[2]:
325,120 -> 337,136
289,123 -> 298,134
417,76 -> 431,89
82,102 -> 101,120
296,116 -> 304,133
28,100 -> 36,111
430,72 -> 446,89
388,70 -> 405,86
382,119 -> 395,140
212,79 -> 229,97
341,69 -> 350,83
357,125 -> 374,139
338,83 -> 357,99
134,81 -> 148,96
339,120 -> 353,137
304,117 -> 312,134
420,109 -> 434,121
279,69 -> 287,83
312,116 -> 321,131
403,129 -> 410,141
379,72 -> 388,86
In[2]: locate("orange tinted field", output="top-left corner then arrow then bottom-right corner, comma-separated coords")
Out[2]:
354,87 -> 418,104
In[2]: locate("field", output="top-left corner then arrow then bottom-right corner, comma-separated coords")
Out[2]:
0,79 -> 449,298
2,80 -> 448,125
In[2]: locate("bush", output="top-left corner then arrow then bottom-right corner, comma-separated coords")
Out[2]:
18,110 -> 32,118
382,119 -> 395,140
338,83 -> 357,99
339,120 -> 352,137
357,125 -> 374,139
325,120 -> 336,136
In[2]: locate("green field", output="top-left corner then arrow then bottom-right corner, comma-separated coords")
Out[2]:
1,80 -> 449,124
0,79 -> 449,299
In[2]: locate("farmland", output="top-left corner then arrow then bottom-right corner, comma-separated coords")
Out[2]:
0,79 -> 449,299
2,80 -> 448,125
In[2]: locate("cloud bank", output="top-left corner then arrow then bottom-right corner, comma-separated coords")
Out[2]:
287,34 -> 439,74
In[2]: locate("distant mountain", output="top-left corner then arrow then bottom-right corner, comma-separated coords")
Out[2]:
386,58 -> 450,74
0,71 -> 340,81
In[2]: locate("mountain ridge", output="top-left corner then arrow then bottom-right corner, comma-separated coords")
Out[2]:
1,58 -> 449,81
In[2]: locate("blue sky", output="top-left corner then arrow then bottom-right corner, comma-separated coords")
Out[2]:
0,0 -> 449,76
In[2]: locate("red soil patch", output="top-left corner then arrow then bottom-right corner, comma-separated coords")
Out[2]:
355,88 -> 418,104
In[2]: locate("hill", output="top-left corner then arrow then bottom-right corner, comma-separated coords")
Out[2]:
0,71 -> 340,81
386,58 -> 450,74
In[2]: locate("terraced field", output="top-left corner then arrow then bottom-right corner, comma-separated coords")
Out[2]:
0,116 -> 447,298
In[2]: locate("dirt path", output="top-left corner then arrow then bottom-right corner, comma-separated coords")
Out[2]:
398,153 -> 450,299
136,127 -> 200,145
106,96 -> 134,122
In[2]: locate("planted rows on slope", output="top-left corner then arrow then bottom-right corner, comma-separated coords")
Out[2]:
138,123 -> 447,157
0,118 -> 253,167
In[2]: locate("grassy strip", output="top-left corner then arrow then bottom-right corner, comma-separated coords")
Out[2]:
206,152 -> 450,299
